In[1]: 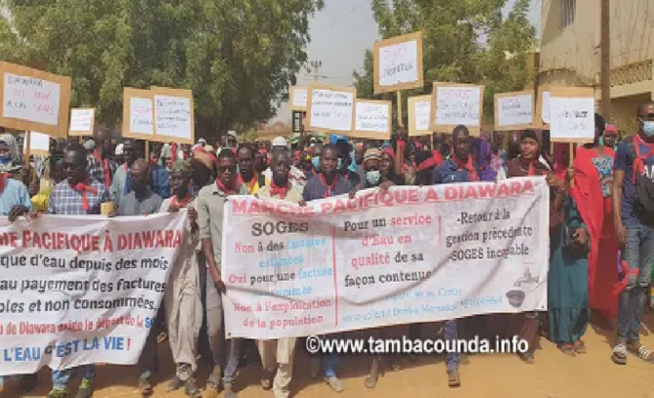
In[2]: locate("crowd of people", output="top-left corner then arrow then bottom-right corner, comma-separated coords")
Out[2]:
0,101 -> 654,398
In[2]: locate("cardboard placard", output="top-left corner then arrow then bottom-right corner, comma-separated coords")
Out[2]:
494,91 -> 534,131
68,108 -> 95,136
407,95 -> 432,137
24,131 -> 50,156
430,82 -> 484,135
0,62 -> 71,138
305,84 -> 356,134
351,99 -> 391,139
535,87 -> 553,128
373,32 -> 424,94
549,87 -> 596,143
151,86 -> 194,145
122,88 -> 155,141
289,86 -> 308,111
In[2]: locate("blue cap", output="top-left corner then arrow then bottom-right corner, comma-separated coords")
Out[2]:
330,134 -> 348,144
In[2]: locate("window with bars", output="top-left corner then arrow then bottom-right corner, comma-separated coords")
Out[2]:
560,0 -> 576,28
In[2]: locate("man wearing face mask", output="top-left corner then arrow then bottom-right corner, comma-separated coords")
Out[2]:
611,102 -> 654,365
307,143 -> 323,179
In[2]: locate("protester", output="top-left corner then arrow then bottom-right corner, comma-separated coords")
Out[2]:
379,148 -> 406,185
111,139 -> 170,205
611,102 -> 654,364
302,144 -> 350,392
47,143 -> 110,398
414,150 -> 439,186
237,144 -> 262,195
0,133 -> 22,179
572,114 -> 618,321
602,124 -> 619,149
255,151 -> 302,398
159,160 -> 203,397
306,142 -> 323,180
197,149 -> 247,398
86,129 -> 116,189
118,159 -> 163,216
114,143 -> 125,165
503,130 -> 561,363
262,137 -> 306,189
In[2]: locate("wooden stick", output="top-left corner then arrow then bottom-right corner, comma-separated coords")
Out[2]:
145,140 -> 150,160
396,91 -> 403,127
23,131 -> 31,166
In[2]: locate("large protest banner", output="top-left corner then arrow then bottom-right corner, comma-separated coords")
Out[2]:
0,212 -> 186,376
222,177 -> 549,339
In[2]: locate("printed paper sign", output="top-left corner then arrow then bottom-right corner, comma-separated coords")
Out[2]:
495,92 -> 534,131
290,86 -> 308,111
222,178 -> 550,339
431,83 -> 484,134
130,97 -> 154,136
408,95 -> 431,136
24,131 -> 50,155
305,85 -> 356,133
0,213 -> 186,376
352,100 -> 391,139
549,87 -> 595,142
69,108 -> 95,136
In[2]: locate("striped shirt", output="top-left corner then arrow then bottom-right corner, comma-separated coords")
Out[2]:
48,179 -> 110,215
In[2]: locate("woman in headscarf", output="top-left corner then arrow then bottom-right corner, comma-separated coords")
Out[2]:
380,148 -> 406,186
571,114 -> 618,321
473,134 -> 498,182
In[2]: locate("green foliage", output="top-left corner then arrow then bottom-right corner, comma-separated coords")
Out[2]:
354,0 -> 536,126
0,0 -> 323,138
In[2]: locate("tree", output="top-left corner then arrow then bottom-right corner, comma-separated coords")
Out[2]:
0,0 -> 323,139
354,0 -> 535,126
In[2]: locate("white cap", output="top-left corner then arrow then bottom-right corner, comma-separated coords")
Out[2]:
272,136 -> 288,148
227,130 -> 237,138
115,143 -> 124,156
197,137 -> 207,144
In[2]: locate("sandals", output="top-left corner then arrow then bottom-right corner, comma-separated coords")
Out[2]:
447,369 -> 461,388
558,343 -> 576,357
612,343 -> 627,365
138,376 -> 154,396
573,340 -> 587,354
519,351 -> 535,364
365,358 -> 379,389
627,342 -> 654,363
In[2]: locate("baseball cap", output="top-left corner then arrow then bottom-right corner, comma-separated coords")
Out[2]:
272,136 -> 288,148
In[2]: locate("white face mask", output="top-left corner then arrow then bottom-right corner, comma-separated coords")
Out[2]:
366,170 -> 381,186
642,119 -> 654,137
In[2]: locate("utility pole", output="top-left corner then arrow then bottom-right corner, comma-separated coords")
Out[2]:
308,60 -> 322,81
600,0 -> 611,119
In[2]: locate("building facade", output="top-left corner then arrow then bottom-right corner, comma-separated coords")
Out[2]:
540,0 -> 654,133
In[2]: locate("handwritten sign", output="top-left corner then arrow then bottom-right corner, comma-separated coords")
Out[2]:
122,88 -> 154,141
152,87 -> 194,145
69,108 -> 95,136
305,84 -> 356,133
430,82 -> 484,135
290,86 -> 308,111
373,32 -> 424,94
0,62 -> 71,137
408,95 -> 432,137
24,131 -> 50,156
351,100 -> 391,139
494,91 -> 534,131
549,87 -> 595,143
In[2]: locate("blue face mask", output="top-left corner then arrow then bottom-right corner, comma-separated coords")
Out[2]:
311,156 -> 321,171
0,154 -> 10,165
643,119 -> 654,137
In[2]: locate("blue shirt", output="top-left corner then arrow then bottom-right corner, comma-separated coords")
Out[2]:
433,159 -> 477,184
614,136 -> 654,226
0,179 -> 32,216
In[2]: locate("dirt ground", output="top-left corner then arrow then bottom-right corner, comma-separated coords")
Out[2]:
5,314 -> 654,398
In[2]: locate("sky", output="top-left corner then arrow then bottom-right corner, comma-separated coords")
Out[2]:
272,0 -> 542,123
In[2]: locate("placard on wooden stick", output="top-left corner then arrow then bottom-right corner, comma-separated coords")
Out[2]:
305,84 -> 356,134
373,32 -> 424,94
122,88 -> 155,141
430,82 -> 484,135
494,91 -> 534,131
0,62 -> 72,138
407,95 -> 432,137
24,131 -> 50,156
351,99 -> 391,140
549,87 -> 595,144
289,86 -> 308,111
152,86 -> 194,145
68,108 -> 95,136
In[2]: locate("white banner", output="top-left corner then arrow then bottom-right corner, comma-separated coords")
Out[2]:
0,212 -> 186,376
222,177 -> 550,339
